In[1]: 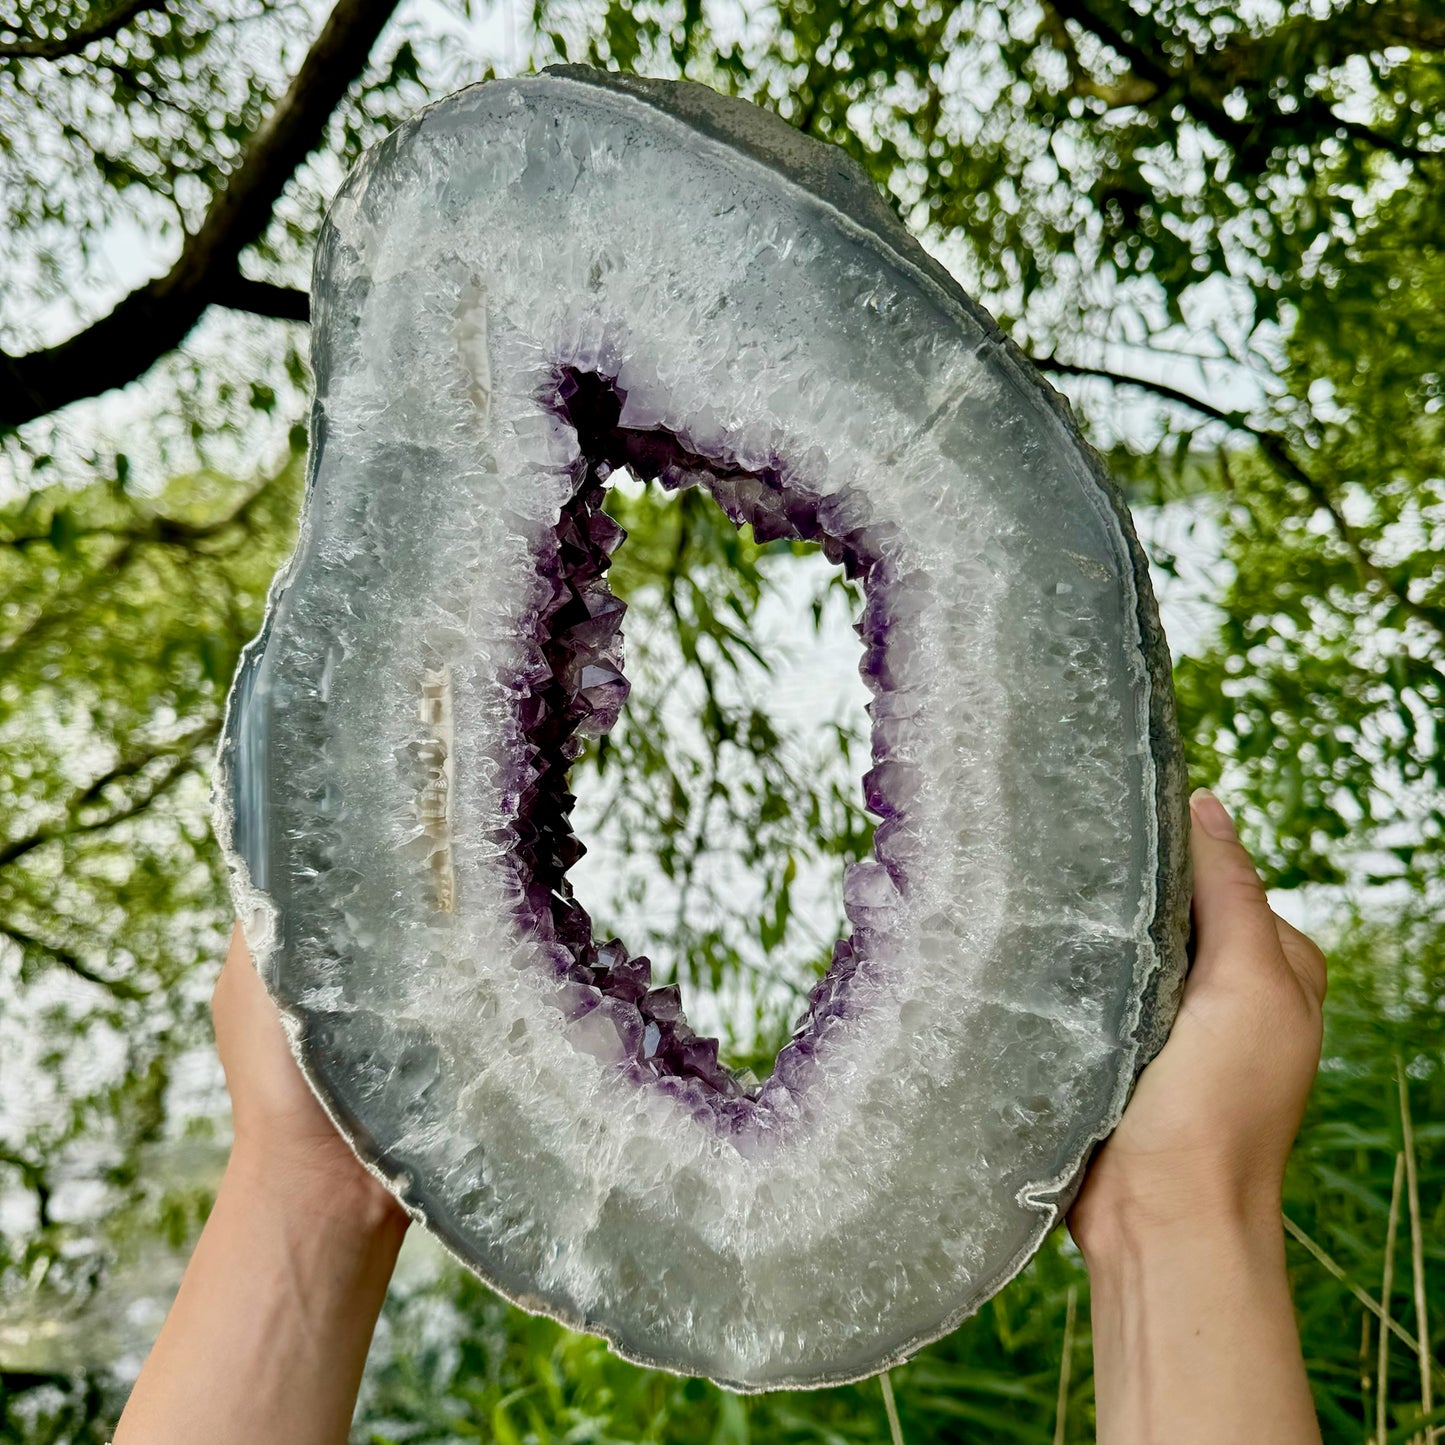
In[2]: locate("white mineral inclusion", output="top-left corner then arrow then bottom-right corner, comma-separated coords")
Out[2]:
215,68 -> 1190,1389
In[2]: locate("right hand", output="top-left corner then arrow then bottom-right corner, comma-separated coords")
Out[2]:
1068,788 -> 1328,1260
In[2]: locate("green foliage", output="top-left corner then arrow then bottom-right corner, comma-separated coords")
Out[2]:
2,0 -> 1444,1439
1172,174 -> 1445,892
0,458 -> 302,1402
1285,909 -> 1445,1435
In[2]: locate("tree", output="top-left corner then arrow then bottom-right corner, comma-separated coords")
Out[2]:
1,0 -> 1442,1439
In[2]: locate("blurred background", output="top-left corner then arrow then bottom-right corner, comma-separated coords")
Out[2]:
1,0 -> 1442,1439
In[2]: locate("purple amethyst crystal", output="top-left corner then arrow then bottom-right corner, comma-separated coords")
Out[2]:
215,68 -> 1189,1392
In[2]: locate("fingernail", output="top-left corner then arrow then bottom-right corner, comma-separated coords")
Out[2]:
1190,787 -> 1237,840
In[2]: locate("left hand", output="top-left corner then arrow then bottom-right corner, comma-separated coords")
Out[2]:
215,922 -> 408,1227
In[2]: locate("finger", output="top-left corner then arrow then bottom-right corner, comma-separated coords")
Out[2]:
1273,911 -> 1328,1008
1187,788 -> 1285,986
221,921 -> 276,1015
226,919 -> 252,970
214,923 -> 248,1012
214,923 -> 268,1052
214,921 -> 297,1088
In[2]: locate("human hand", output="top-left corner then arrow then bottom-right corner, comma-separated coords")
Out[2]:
115,930 -> 408,1445
1072,788 -> 1326,1443
1068,788 -> 1328,1260
215,922 -> 408,1230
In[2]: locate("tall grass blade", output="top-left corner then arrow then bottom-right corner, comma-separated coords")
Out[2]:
1387,1404 -> 1445,1445
1282,1214 -> 1444,1389
1398,1059 -> 1435,1445
1381,1151 -> 1406,1445
881,1369 -> 904,1445
1053,1283 -> 1078,1445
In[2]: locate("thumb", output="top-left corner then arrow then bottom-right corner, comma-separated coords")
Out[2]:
1188,788 -> 1284,985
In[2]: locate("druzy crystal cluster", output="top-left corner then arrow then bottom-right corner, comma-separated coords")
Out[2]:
215,68 -> 1190,1389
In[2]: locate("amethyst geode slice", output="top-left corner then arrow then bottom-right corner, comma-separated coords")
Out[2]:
215,67 -> 1190,1390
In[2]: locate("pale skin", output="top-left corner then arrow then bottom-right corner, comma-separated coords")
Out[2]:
115,788 -> 1327,1444
1070,787 -> 1327,1444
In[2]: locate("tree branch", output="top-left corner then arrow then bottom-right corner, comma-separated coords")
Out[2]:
1037,355 -> 1257,429
1212,1 -> 1445,81
73,719 -> 222,809
1046,0 -> 1438,167
0,1145 -> 53,1228
1037,355 -> 1445,644
0,0 -> 400,430
212,273 -> 311,323
0,464 -> 290,672
2,468 -> 285,556
0,0 -> 164,60
0,730 -> 215,872
0,1372 -> 74,1396
0,919 -> 146,1002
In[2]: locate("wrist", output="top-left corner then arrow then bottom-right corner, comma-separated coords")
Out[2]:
225,1132 -> 411,1241
1077,1191 -> 1285,1282
1081,1191 -> 1320,1445
1069,1141 -> 1286,1267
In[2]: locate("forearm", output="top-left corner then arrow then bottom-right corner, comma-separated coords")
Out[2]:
1085,1212 -> 1321,1445
114,1145 -> 407,1445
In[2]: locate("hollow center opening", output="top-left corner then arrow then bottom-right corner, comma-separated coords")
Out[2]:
571,478 -> 874,1075
517,367 -> 897,1114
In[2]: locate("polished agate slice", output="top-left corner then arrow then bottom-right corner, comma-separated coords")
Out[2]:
215,67 -> 1190,1391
